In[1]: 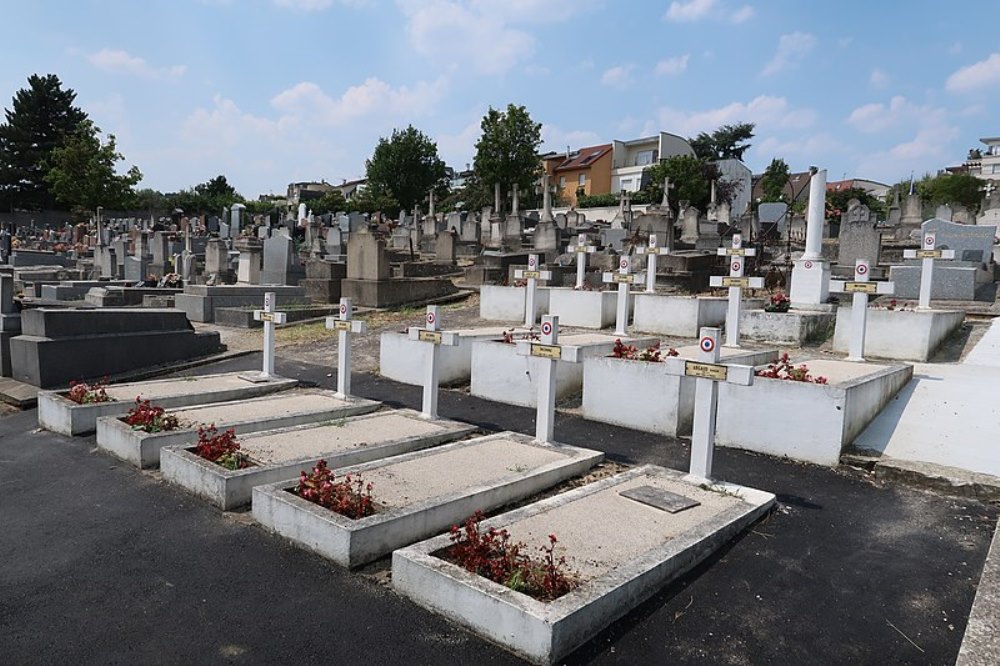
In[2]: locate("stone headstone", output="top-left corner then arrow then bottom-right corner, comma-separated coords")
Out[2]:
435,230 -> 456,263
555,212 -> 568,229
262,234 -> 305,286
837,201 -> 881,266
347,233 -> 390,281
631,212 -> 674,250
898,192 -> 923,239
921,218 -> 997,264
977,208 -> 1000,228
445,212 -> 463,234
460,216 -> 479,243
680,206 -> 701,244
601,228 -> 627,253
935,204 -> 953,221
758,202 -> 788,236
205,238 -> 230,277
533,221 -> 560,252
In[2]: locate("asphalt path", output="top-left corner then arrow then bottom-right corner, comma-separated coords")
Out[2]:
1,352 -> 996,665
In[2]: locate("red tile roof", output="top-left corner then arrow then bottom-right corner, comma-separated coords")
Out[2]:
547,144 -> 613,172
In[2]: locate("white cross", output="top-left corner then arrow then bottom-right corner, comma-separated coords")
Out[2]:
514,315 -> 582,444
251,292 -> 287,380
407,305 -> 459,419
829,259 -> 895,362
636,233 -> 670,293
325,297 -> 366,399
659,327 -> 754,480
513,254 -> 552,326
566,233 -> 597,289
903,232 -> 956,310
709,234 -> 764,347
602,255 -> 645,336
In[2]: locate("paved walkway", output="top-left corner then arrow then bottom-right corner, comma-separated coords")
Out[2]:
853,318 -> 1000,478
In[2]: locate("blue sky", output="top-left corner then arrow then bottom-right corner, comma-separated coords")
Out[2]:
3,0 -> 999,198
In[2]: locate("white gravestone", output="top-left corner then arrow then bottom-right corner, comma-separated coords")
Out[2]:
514,254 -> 552,327
903,232 -> 956,310
325,297 -> 366,399
659,328 -> 753,479
407,306 -> 459,419
709,234 -> 763,347
242,292 -> 287,381
636,233 -> 670,293
602,255 -> 645,336
514,315 -> 582,444
829,259 -> 895,362
567,234 -> 597,289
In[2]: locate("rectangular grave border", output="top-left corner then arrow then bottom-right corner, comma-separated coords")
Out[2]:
95,392 -> 381,468
37,372 -> 298,436
252,431 -> 604,568
160,409 -> 478,510
392,464 -> 775,665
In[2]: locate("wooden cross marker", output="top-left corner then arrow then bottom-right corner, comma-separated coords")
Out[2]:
636,233 -> 670,293
709,234 -> 763,347
514,315 -> 582,443
660,327 -> 754,480
829,259 -> 895,362
514,253 -> 552,326
407,305 -> 459,419
603,255 -> 645,336
325,297 -> 366,399
567,233 -> 597,289
903,232 -> 956,310
246,291 -> 287,381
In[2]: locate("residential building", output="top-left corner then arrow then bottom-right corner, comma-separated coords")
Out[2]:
826,178 -> 891,200
334,178 -> 366,201
286,181 -> 337,208
610,132 -> 696,193
964,137 -> 1000,181
715,158 -> 753,217
542,143 -> 614,207
750,170 -> 814,207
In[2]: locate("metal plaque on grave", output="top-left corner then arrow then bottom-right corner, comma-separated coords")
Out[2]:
620,486 -> 701,513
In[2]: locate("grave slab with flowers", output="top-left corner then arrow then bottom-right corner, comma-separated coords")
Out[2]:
160,409 -> 476,510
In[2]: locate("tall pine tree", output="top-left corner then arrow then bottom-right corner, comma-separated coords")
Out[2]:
0,74 -> 88,211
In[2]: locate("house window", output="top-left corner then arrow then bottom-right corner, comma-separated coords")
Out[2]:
578,174 -> 586,186
620,178 -> 633,191
559,176 -> 566,188
635,150 -> 656,166
992,164 -> 1000,174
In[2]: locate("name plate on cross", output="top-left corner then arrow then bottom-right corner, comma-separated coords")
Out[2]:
684,361 -> 729,381
842,281 -> 879,294
417,330 -> 443,344
530,343 -> 562,359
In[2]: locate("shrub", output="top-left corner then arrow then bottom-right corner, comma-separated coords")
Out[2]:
611,339 -> 678,362
194,424 -> 250,470
764,292 -> 790,313
67,378 -> 112,404
755,353 -> 828,384
123,397 -> 180,433
295,459 -> 375,519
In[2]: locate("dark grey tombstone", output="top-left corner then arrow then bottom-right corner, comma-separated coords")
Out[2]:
921,218 -> 997,263
837,201 -> 881,266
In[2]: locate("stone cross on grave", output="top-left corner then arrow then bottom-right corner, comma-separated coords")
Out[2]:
709,234 -> 764,347
325,297 -> 366,399
829,259 -> 895,362
567,233 -> 597,289
242,292 -> 287,382
903,232 -> 956,310
514,254 -> 552,326
603,255 -> 644,336
660,327 -> 754,480
514,316 -> 582,444
636,233 -> 670,293
407,306 -> 459,419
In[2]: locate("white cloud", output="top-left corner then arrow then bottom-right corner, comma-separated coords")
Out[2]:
664,0 -> 753,23
946,52 -> 1000,92
730,5 -> 754,23
87,48 -> 185,80
436,118 -> 482,168
655,54 -> 689,76
869,68 -> 889,89
270,76 -> 447,125
845,96 -> 947,134
755,133 -> 845,159
761,32 -> 815,76
541,124 -> 602,152
271,0 -> 370,9
837,36 -> 853,48
601,64 -> 635,89
648,95 -> 816,137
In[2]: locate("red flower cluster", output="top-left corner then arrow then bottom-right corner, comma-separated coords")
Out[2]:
611,339 -> 678,362
194,424 -> 250,470
755,353 -> 828,384
443,511 -> 578,601
764,292 -> 791,313
67,377 -> 112,404
123,397 -> 180,433
295,459 -> 375,519
500,327 -> 540,344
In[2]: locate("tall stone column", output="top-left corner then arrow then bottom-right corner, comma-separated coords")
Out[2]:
789,168 -> 832,309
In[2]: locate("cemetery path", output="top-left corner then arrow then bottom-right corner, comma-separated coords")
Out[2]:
2,353 -> 995,665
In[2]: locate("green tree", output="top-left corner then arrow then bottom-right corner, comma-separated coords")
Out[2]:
642,155 -> 722,212
689,122 -> 755,160
826,186 -> 885,223
921,172 -> 984,211
471,104 -> 543,210
44,120 -> 141,215
164,175 -> 243,215
350,186 -> 398,216
759,158 -> 791,203
309,190 -> 347,215
365,125 -> 446,215
0,74 -> 89,210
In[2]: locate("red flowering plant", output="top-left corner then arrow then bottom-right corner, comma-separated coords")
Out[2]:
194,424 -> 251,470
440,511 -> 578,601
764,292 -> 791,313
294,459 -> 376,519
611,339 -> 678,362
755,353 -> 828,384
67,377 -> 113,404
870,298 -> 915,312
500,327 -> 540,344
123,397 -> 180,433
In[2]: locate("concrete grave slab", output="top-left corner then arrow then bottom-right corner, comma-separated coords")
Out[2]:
546,288 -> 622,329
833,307 -> 965,362
393,465 -> 774,665
582,344 -> 778,436
471,334 -> 657,407
253,431 -> 603,568
632,295 -> 765,337
715,358 -> 913,466
480,285 -> 550,322
379,327 -> 528,386
96,389 -> 380,468
739,309 -> 837,345
160,409 -> 476,510
38,372 -> 297,436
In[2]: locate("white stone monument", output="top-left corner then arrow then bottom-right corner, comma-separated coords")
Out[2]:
407,306 -> 459,419
325,297 -> 366,398
514,254 -> 551,327
789,168 -> 831,309
709,234 -> 763,347
902,232 -> 956,310
829,259 -> 895,362
242,292 -> 287,381
602,255 -> 644,336
567,233 -> 596,289
514,315 -> 581,443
